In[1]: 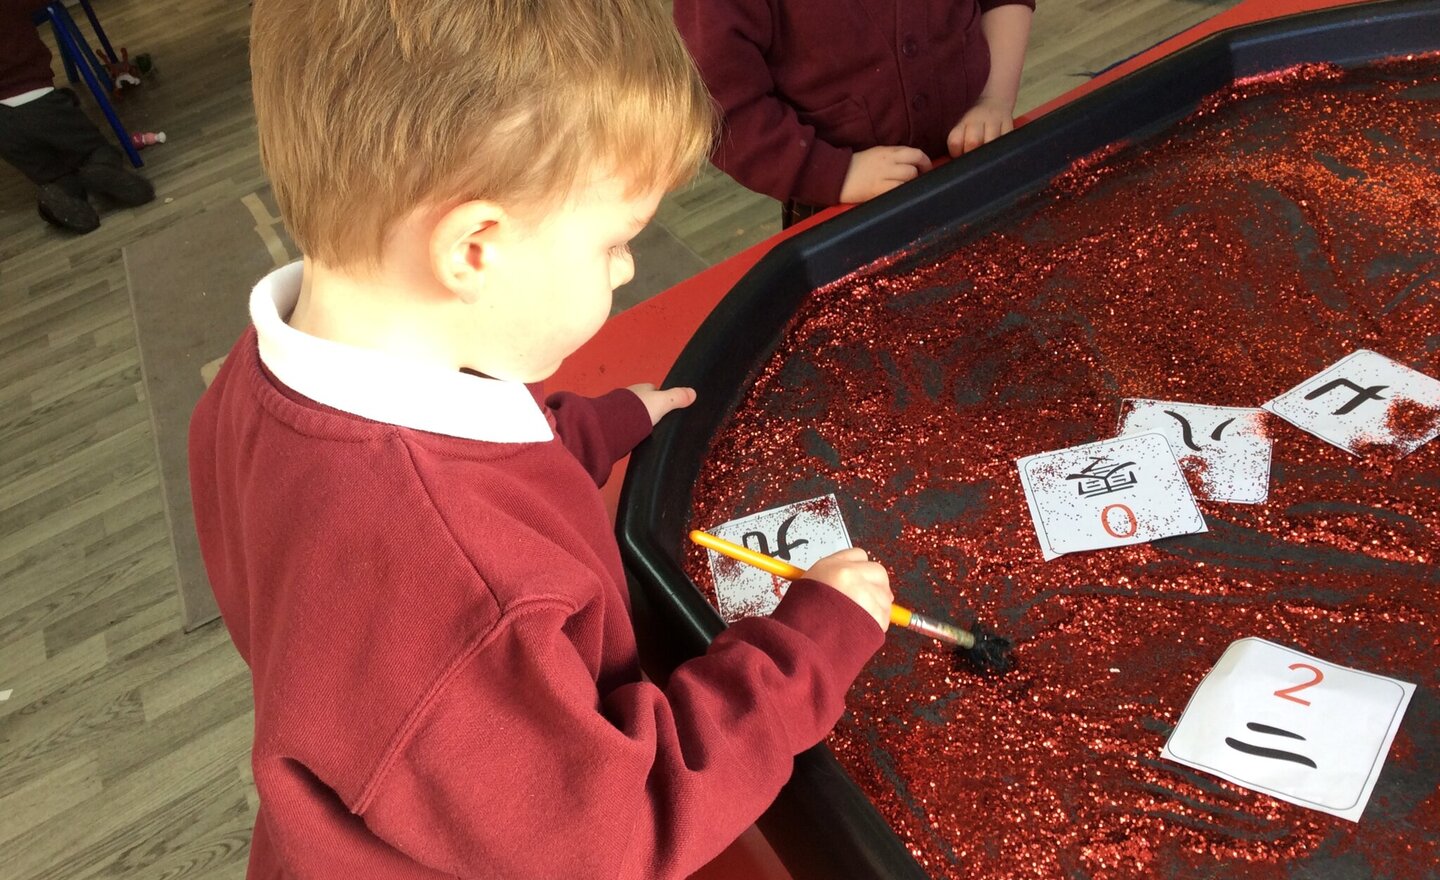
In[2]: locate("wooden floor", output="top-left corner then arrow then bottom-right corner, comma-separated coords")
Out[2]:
0,1 -> 1240,877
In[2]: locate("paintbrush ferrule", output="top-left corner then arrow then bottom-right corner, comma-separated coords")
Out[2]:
901,611 -> 976,649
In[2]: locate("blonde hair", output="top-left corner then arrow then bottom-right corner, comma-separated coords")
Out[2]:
250,0 -> 715,269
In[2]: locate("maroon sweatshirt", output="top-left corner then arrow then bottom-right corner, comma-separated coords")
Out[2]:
675,0 -> 1036,206
189,265 -> 884,879
1,1 -> 54,101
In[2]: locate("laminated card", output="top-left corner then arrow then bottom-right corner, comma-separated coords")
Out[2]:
1118,399 -> 1272,504
704,494 -> 852,622
1016,432 -> 1206,560
1162,638 -> 1415,821
1264,349 -> 1440,457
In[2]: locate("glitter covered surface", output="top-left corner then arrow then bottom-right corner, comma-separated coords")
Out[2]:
684,56 -> 1440,879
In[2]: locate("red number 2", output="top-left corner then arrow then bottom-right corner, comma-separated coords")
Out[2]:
1274,663 -> 1324,706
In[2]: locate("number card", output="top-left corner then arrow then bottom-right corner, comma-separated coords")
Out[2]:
1117,399 -> 1272,504
1263,349 -> 1440,457
704,494 -> 852,622
1162,638 -> 1416,822
1016,432 -> 1207,560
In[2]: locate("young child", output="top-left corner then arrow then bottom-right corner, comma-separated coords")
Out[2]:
189,1 -> 894,877
674,0 -> 1035,225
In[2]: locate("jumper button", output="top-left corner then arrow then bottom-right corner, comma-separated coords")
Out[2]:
911,93 -> 928,112
901,36 -> 919,58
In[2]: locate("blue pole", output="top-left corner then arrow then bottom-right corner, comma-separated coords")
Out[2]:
55,4 -> 115,93
78,0 -> 120,66
46,3 -> 144,168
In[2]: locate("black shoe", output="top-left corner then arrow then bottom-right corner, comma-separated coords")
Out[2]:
77,147 -> 155,207
37,176 -> 100,233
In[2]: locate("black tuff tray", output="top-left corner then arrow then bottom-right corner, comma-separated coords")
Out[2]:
616,3 -> 1440,877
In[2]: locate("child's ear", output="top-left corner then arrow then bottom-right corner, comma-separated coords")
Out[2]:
429,200 -> 506,305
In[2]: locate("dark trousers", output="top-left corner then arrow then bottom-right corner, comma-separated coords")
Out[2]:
0,89 -> 113,186
781,200 -> 825,229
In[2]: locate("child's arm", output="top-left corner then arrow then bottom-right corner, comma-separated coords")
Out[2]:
2,0 -> 52,16
361,568 -> 889,879
947,2 -> 1035,157
544,385 -> 692,487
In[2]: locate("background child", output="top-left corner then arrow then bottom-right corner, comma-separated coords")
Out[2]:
675,0 -> 1035,225
189,1 -> 893,877
0,0 -> 154,233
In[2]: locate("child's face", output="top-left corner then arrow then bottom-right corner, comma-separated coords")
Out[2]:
463,178 -> 660,382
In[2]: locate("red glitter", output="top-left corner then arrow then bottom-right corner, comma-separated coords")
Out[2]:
1386,397 -> 1440,444
1349,437 -> 1408,462
685,55 -> 1440,879
710,551 -> 748,582
1179,455 -> 1210,498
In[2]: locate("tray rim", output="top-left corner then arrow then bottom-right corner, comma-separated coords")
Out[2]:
616,3 -> 1439,878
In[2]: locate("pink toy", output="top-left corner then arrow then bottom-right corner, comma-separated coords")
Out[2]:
131,131 -> 167,149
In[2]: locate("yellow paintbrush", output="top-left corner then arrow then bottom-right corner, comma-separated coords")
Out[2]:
690,530 -> 1014,672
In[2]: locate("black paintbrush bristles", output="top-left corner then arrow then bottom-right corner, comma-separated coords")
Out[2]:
964,621 -> 1015,674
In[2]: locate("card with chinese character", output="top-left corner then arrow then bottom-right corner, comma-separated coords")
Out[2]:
704,494 -> 852,622
1016,432 -> 1207,560
1162,637 -> 1415,822
1117,399 -> 1272,504
1263,349 -> 1440,457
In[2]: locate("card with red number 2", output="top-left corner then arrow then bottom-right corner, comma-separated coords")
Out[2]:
1016,432 -> 1207,560
1162,638 -> 1416,821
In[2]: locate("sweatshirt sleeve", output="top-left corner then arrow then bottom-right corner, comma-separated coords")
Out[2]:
674,0 -> 853,206
1,0 -> 50,16
545,388 -> 653,487
361,579 -> 884,879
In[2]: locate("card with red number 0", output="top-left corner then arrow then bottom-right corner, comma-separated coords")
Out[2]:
1015,432 -> 1207,560
1162,638 -> 1416,821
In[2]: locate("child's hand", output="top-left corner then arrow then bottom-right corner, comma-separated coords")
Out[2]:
628,383 -> 697,426
839,146 -> 933,204
947,97 -> 1015,157
804,548 -> 894,631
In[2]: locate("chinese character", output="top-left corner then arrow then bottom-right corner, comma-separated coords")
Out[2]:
1225,721 -> 1316,768
1164,410 -> 1237,451
1304,378 -> 1387,415
1065,456 -> 1138,497
742,513 -> 809,562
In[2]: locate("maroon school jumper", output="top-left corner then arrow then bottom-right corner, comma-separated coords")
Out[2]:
190,285 -> 883,878
675,0 -> 1036,206
0,1 -> 55,100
